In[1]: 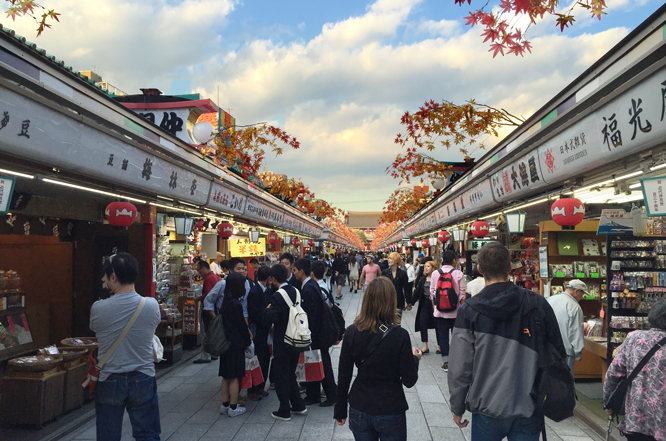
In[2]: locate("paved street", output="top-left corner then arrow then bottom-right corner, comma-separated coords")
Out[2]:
61,287 -> 605,441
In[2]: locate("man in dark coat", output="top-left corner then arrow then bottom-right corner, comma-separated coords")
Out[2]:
246,265 -> 272,400
263,264 -> 307,421
280,252 -> 301,290
294,258 -> 337,407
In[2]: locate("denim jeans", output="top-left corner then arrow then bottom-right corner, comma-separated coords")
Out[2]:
471,411 -> 543,441
95,371 -> 161,441
349,407 -> 407,441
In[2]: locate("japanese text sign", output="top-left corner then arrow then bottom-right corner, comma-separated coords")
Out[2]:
0,176 -> 16,215
229,238 -> 266,257
641,177 -> 666,216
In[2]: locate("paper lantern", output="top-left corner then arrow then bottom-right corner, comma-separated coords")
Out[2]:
217,222 -> 234,238
437,230 -> 451,242
308,239 -> 316,247
410,238 -> 417,247
471,221 -> 490,238
421,239 -> 429,248
293,238 -> 301,247
551,197 -> 585,228
105,202 -> 137,227
267,231 -> 279,244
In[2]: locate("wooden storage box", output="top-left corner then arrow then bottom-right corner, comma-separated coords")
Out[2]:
1,370 -> 65,426
63,360 -> 86,413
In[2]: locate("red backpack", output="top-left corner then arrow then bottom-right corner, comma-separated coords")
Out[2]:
434,269 -> 458,312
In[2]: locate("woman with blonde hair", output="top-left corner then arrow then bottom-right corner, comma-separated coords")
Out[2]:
335,277 -> 421,441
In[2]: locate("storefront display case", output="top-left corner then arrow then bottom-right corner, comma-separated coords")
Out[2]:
0,291 -> 37,362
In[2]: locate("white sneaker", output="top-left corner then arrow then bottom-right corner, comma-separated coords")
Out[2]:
228,406 -> 247,417
220,404 -> 229,415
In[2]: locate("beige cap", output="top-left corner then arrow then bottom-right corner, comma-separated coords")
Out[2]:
568,279 -> 588,294
216,252 -> 224,259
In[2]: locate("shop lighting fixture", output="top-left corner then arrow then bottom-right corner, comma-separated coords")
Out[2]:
0,168 -> 34,179
283,235 -> 292,244
149,202 -> 202,216
605,193 -> 645,204
249,229 -> 260,243
506,212 -> 526,234
573,171 -> 644,196
480,211 -> 503,220
629,183 -> 642,189
173,215 -> 195,236
650,163 -> 666,171
178,200 -> 200,209
504,198 -> 549,213
452,228 -> 467,242
157,195 -> 174,201
42,178 -> 147,203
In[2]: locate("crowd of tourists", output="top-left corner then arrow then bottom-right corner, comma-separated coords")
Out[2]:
89,244 -> 666,441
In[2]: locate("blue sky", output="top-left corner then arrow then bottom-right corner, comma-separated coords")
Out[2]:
6,0 -> 664,212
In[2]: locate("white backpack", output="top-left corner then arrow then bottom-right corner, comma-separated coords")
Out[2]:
278,288 -> 312,348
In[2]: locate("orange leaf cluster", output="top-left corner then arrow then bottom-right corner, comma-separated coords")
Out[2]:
369,222 -> 399,251
325,218 -> 364,249
4,0 -> 60,36
380,189 -> 429,224
390,99 -> 524,184
457,0 -> 607,57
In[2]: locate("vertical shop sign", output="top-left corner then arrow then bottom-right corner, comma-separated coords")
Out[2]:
539,246 -> 549,278
641,177 -> 666,216
0,176 -> 16,215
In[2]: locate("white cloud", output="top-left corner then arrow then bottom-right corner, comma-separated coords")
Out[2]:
412,19 -> 461,37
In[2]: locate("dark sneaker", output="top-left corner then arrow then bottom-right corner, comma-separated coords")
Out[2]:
291,407 -> 308,416
319,399 -> 336,407
247,393 -> 262,401
441,362 -> 448,372
436,349 -> 441,354
257,389 -> 269,397
272,411 -> 291,421
304,397 -> 321,406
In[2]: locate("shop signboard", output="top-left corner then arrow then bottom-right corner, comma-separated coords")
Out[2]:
538,66 -> 666,184
467,240 -> 489,250
207,182 -> 247,216
539,246 -> 549,278
229,238 -> 266,257
0,86 -> 211,205
490,150 -> 546,202
0,176 -> 16,215
640,176 -> 666,216
597,209 -> 635,235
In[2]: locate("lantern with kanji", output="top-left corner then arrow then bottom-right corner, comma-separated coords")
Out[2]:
471,221 -> 490,238
410,238 -> 417,247
308,239 -> 316,248
267,231 -> 279,244
217,222 -> 234,238
551,197 -> 585,229
437,230 -> 451,243
421,239 -> 429,248
293,238 -> 301,247
105,202 -> 137,227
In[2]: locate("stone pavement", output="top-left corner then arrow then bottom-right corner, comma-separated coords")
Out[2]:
60,287 -> 606,441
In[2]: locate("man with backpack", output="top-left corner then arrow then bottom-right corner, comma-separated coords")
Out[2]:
430,250 -> 467,372
293,259 -> 338,407
448,242 -> 567,439
263,264 -> 308,421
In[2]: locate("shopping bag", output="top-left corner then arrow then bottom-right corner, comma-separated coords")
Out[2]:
267,332 -> 273,356
241,356 -> 263,389
80,349 -> 100,392
294,349 -> 324,382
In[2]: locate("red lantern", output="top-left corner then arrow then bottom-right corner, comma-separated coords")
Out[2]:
551,197 -> 585,228
217,222 -> 234,238
421,239 -> 429,248
471,221 -> 490,238
267,231 -> 279,244
105,202 -> 137,227
308,239 -> 316,247
410,238 -> 417,247
293,238 -> 301,247
437,230 -> 451,242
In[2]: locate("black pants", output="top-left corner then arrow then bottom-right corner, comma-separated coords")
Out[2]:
252,328 -> 270,391
273,350 -> 305,413
305,346 -> 337,402
625,433 -> 657,441
418,299 -> 440,346
435,317 -> 456,361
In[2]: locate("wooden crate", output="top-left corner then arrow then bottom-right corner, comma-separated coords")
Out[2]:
1,370 -> 65,426
63,361 -> 86,413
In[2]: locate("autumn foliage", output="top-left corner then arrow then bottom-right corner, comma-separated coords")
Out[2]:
380,189 -> 429,224
325,218 -> 364,249
369,222 -> 400,251
4,0 -> 59,36
456,0 -> 608,57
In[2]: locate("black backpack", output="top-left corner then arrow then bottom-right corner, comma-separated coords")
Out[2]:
525,291 -> 576,423
330,303 -> 346,344
317,286 -> 342,348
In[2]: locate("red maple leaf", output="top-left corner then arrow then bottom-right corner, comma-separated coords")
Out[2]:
481,27 -> 500,43
489,42 -> 505,58
463,11 -> 480,26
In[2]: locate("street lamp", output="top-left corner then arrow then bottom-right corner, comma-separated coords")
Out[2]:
452,228 -> 466,242
506,212 -> 527,234
283,235 -> 292,244
249,228 -> 260,243
174,216 -> 194,236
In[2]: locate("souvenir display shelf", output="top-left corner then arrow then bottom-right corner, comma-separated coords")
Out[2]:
606,235 -> 666,361
0,291 -> 37,362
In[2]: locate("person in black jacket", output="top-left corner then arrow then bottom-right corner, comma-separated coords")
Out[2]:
218,273 -> 252,418
263,264 -> 307,421
332,252 -> 348,300
280,253 -> 301,290
410,257 -> 440,354
335,277 -> 421,440
294,258 -> 337,407
382,252 -> 412,327
246,266 -> 272,400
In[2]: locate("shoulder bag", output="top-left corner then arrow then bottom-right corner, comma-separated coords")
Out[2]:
81,297 -> 149,392
357,323 -> 395,368
604,334 -> 666,415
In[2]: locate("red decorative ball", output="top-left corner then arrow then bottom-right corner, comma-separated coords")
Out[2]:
471,221 -> 489,238
551,198 -> 585,227
267,231 -> 279,244
217,222 -> 234,238
410,238 -> 417,247
437,230 -> 451,242
105,202 -> 137,227
421,239 -> 429,248
293,238 -> 301,247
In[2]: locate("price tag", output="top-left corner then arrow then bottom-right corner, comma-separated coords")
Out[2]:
591,273 -> 599,278
576,272 -> 585,278
600,310 -> 605,318
556,272 -> 564,278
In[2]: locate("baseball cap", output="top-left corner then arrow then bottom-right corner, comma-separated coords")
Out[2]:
568,279 -> 588,294
418,253 -> 424,257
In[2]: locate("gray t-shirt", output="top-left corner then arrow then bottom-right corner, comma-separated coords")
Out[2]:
90,291 -> 161,381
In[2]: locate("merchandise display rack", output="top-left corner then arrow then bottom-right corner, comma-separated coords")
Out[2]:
606,235 -> 666,361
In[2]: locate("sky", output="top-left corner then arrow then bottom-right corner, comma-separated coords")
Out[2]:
5,0 -> 663,213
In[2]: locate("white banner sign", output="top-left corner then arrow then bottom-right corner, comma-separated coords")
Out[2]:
0,176 -> 16,214
641,177 -> 666,216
